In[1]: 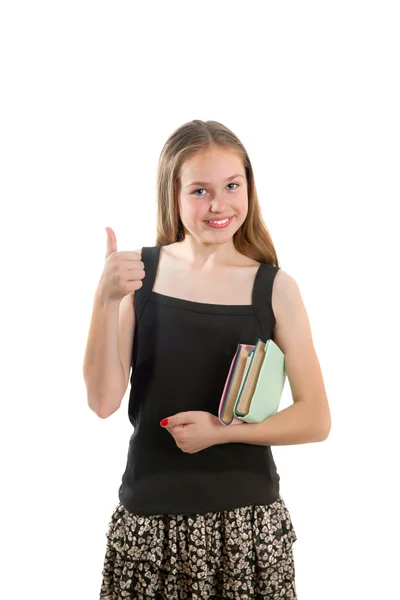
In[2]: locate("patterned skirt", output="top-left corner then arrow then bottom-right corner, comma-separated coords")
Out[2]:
99,496 -> 298,600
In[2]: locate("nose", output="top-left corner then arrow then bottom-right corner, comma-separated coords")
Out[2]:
209,191 -> 228,213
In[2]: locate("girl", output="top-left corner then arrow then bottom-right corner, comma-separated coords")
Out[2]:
85,119 -> 331,599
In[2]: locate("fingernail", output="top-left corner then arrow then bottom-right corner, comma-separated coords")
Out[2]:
160,418 -> 169,427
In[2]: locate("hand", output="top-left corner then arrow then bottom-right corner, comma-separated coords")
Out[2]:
96,227 -> 145,304
161,411 -> 227,454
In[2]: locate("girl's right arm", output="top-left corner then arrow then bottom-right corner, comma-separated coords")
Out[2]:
83,228 -> 144,418
83,290 -> 135,418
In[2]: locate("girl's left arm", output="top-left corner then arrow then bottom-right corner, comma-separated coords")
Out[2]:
222,270 -> 331,446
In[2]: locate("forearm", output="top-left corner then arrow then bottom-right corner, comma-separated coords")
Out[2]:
221,400 -> 330,446
83,291 -> 126,418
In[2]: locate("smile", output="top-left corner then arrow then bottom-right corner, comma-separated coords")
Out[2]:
205,216 -> 233,229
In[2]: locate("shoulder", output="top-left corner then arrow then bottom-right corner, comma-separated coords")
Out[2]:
272,268 -> 299,299
271,270 -> 312,365
271,269 -> 305,325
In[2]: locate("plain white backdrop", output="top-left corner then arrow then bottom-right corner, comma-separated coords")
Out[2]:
1,1 -> 399,598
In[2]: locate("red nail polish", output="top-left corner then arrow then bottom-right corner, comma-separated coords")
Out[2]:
160,418 -> 168,427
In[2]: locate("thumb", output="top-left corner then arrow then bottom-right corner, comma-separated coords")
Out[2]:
105,227 -> 117,258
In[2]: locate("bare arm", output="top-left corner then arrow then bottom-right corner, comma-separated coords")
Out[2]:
222,270 -> 331,445
83,290 -> 135,418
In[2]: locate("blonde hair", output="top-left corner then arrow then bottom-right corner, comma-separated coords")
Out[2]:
155,119 -> 280,266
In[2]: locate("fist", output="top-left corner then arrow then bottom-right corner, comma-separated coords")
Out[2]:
97,227 -> 145,303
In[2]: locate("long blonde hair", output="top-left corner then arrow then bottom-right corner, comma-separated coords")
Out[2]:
155,119 -> 280,266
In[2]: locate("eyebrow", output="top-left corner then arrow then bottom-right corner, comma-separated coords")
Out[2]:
185,173 -> 245,188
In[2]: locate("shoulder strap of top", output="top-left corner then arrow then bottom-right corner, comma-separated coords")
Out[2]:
252,263 -> 280,341
134,245 -> 162,325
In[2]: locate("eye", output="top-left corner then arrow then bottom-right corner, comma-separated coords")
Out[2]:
192,183 -> 239,196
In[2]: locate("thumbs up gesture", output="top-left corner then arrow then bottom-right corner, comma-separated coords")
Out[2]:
96,227 -> 145,303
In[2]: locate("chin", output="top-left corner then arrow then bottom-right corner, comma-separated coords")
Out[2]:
203,229 -> 241,245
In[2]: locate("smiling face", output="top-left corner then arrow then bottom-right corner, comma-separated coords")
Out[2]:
177,145 -> 248,245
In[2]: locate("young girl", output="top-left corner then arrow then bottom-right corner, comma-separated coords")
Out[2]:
85,119 -> 331,599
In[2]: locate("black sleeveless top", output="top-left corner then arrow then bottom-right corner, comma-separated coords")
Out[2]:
118,246 -> 281,516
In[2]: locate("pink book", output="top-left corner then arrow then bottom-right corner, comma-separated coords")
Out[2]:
218,344 -> 255,425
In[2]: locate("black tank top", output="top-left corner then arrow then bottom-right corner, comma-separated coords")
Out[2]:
118,245 -> 281,516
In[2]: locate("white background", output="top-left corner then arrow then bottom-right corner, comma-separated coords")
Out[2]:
1,1 -> 399,598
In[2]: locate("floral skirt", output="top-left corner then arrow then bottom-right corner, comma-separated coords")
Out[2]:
99,496 -> 298,600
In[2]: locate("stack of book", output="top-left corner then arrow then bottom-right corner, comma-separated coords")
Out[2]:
218,338 -> 286,426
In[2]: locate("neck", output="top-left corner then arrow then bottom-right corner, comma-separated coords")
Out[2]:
174,237 -> 239,269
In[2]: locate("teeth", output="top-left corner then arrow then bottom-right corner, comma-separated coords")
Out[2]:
208,218 -> 230,224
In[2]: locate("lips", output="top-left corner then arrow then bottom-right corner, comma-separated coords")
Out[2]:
205,216 -> 234,229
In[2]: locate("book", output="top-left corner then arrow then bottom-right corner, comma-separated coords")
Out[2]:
218,344 -> 253,425
218,338 -> 286,425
